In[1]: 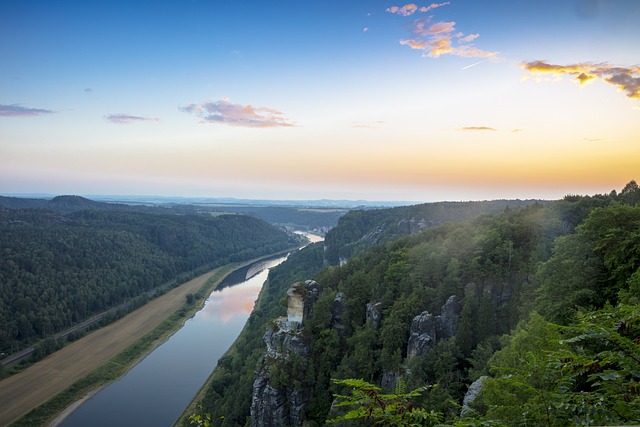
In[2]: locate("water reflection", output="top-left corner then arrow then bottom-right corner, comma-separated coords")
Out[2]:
59,256 -> 287,427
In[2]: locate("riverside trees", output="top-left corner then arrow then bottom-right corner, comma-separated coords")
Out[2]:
0,207 -> 298,357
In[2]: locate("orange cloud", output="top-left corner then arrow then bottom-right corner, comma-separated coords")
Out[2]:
401,18 -> 498,59
387,2 -> 449,16
522,60 -> 640,101
428,38 -> 454,58
459,126 -> 497,132
180,98 -> 295,127
399,39 -> 429,50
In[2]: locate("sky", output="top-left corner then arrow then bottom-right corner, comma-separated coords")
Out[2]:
1,0 -> 639,203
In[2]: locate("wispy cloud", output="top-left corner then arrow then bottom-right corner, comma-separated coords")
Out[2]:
352,120 -> 384,129
521,60 -> 640,102
459,126 -> 497,132
386,2 -> 449,16
0,103 -> 55,117
180,98 -> 294,128
390,2 -> 498,60
105,114 -> 161,124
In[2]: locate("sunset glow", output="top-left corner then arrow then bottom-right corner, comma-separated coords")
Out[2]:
1,0 -> 639,202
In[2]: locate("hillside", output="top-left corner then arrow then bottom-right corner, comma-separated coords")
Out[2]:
322,199 -> 546,265
0,206 -> 300,362
189,181 -> 640,426
0,195 -> 347,233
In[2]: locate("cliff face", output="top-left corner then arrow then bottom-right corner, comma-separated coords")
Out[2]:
250,280 -> 319,427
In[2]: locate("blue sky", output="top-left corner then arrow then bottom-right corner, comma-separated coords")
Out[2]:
1,0 -> 639,202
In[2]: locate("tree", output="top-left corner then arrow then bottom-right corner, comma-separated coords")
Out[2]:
477,305 -> 640,426
480,313 -> 565,427
328,378 -> 442,426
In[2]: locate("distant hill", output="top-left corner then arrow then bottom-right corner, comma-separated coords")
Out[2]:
323,199 -> 549,265
0,195 -> 348,232
0,195 -> 131,213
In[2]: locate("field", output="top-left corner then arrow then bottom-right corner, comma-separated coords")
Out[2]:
0,267 -> 227,427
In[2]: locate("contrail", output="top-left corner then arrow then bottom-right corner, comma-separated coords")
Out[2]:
462,60 -> 485,70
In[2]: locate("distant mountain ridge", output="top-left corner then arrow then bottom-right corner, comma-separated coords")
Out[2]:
0,193 -> 412,209
323,198 -> 549,265
0,195 -> 131,212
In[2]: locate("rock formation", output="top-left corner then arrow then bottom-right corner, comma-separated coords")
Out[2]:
331,292 -> 347,332
436,295 -> 461,339
366,302 -> 383,329
407,311 -> 437,358
461,376 -> 487,417
250,280 -> 319,427
407,295 -> 462,359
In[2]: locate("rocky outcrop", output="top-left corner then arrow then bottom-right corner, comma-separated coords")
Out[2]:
436,295 -> 461,339
264,319 -> 309,359
250,281 -> 320,427
407,295 -> 462,359
287,280 -> 320,324
381,370 -> 402,392
461,376 -> 487,417
366,302 -> 383,329
396,218 -> 431,234
331,292 -> 347,332
250,374 -> 310,427
407,312 -> 437,358
287,284 -> 305,324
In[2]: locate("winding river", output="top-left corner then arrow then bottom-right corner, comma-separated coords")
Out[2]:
57,255 -> 288,427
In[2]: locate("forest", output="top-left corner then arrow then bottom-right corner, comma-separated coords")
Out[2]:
0,199 -> 300,362
191,181 -> 640,426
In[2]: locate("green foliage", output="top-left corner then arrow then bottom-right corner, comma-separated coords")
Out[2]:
0,207 -> 295,355
323,200 -> 545,266
478,304 -> 640,426
188,405 -> 212,427
537,204 -> 640,324
551,303 -> 640,424
192,181 -> 640,426
480,313 -> 565,426
328,378 -> 442,426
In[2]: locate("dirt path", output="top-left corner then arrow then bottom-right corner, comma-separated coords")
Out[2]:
0,267 -> 225,427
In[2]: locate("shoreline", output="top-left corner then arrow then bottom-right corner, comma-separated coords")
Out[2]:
48,387 -> 102,427
0,247 -> 299,427
174,232 -> 324,426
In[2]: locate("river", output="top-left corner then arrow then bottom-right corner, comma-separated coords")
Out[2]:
57,255 -> 288,427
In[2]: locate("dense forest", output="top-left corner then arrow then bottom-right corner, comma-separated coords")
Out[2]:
322,199 -> 543,265
190,181 -> 640,426
0,200 -> 301,359
0,195 -> 347,233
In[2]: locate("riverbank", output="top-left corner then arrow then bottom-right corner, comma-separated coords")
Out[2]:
175,233 -> 324,426
0,249 -> 298,427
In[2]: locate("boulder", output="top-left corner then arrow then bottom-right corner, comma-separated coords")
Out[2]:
461,376 -> 487,417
